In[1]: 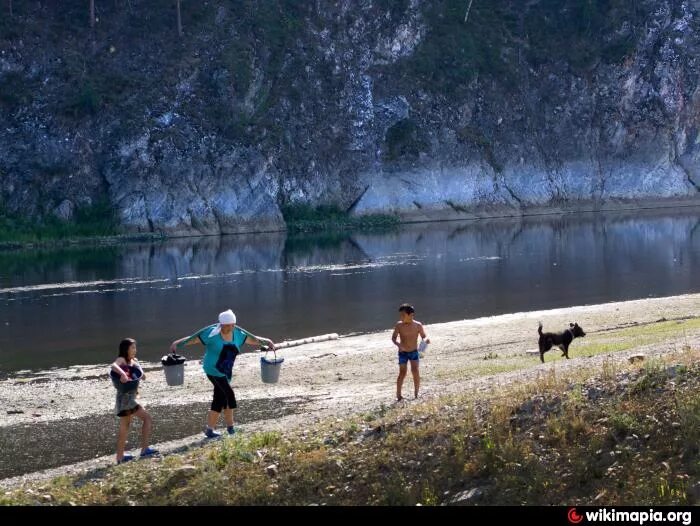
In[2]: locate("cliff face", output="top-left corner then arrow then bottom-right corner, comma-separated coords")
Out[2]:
1,0 -> 700,234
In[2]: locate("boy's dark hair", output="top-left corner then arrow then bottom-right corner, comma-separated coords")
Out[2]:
398,304 -> 415,314
118,338 -> 136,362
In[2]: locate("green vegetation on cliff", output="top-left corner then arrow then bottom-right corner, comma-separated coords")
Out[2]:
281,204 -> 399,233
0,199 -> 118,244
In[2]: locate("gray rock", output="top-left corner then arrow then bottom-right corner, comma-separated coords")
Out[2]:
53,200 -> 74,221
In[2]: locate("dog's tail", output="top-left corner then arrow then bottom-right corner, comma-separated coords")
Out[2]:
537,322 -> 543,335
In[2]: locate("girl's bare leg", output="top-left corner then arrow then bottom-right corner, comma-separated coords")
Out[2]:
133,406 -> 152,452
116,415 -> 131,461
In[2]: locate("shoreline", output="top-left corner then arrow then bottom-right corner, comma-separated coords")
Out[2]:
2,197 -> 700,251
2,292 -> 700,487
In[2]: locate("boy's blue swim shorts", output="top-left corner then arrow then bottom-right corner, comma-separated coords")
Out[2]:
398,350 -> 419,364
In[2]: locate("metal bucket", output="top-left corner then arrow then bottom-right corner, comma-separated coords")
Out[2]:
260,349 -> 284,384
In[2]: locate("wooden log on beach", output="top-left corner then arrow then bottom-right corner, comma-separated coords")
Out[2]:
273,333 -> 339,349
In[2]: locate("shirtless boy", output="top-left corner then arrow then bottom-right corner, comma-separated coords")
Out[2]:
391,304 -> 430,400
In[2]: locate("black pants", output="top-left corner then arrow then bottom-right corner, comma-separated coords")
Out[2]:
207,375 -> 237,412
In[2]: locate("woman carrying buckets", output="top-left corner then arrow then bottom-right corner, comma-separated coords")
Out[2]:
170,309 -> 276,438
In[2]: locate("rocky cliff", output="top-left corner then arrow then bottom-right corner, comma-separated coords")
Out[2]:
1,0 -> 700,234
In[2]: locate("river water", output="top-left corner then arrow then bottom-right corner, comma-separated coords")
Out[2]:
1,208 -> 699,374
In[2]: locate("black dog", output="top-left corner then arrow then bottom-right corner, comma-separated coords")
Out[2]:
537,322 -> 586,363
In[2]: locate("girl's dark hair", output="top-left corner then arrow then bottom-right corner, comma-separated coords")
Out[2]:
118,338 -> 136,362
398,303 -> 415,314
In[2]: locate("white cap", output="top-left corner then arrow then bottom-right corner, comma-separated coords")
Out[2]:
218,309 -> 236,325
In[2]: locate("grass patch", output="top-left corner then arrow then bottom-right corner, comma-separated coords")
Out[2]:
630,359 -> 667,394
614,318 -> 700,338
281,203 -> 399,234
5,350 -> 700,505
572,319 -> 700,359
578,341 -> 635,357
676,394 -> 700,454
0,199 -> 119,244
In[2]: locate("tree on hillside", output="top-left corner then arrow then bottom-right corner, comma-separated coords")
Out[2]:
90,0 -> 95,28
464,0 -> 474,23
176,0 -> 183,37
8,0 -> 13,17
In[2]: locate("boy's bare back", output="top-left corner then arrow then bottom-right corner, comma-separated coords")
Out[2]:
393,320 -> 425,352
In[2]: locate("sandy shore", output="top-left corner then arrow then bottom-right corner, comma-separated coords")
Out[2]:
2,292 -> 700,487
